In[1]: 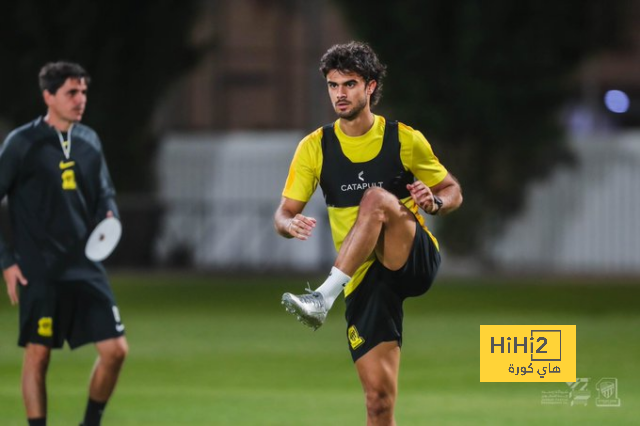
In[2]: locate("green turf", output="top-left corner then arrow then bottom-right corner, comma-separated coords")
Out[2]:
0,274 -> 638,425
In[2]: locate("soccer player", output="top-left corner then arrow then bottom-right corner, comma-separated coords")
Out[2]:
0,62 -> 128,426
274,42 -> 462,425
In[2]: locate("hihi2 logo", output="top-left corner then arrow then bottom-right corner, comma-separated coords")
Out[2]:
480,325 -> 576,382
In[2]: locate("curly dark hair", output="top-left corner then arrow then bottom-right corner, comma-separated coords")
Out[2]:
39,61 -> 90,94
319,41 -> 387,106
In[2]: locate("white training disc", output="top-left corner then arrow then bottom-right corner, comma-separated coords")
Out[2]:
85,217 -> 122,261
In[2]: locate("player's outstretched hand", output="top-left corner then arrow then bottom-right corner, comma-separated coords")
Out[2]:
3,264 -> 28,305
407,181 -> 437,214
287,214 -> 317,241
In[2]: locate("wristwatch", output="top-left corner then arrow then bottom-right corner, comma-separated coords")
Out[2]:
430,195 -> 443,215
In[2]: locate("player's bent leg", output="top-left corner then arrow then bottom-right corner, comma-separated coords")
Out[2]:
22,343 -> 52,419
282,187 -> 416,330
336,187 -> 416,276
355,341 -> 401,426
89,336 -> 128,402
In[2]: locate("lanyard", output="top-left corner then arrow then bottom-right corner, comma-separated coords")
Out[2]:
55,124 -> 74,159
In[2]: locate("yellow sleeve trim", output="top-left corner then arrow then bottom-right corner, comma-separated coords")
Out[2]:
282,128 -> 323,201
398,122 -> 448,188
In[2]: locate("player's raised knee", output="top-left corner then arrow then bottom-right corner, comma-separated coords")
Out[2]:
359,186 -> 394,211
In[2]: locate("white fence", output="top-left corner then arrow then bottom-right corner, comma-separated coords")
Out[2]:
155,131 -> 334,271
489,131 -> 640,275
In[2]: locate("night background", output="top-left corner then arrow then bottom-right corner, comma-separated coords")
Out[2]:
1,1 -> 638,424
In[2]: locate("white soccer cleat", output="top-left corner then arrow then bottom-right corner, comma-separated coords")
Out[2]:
281,288 -> 328,330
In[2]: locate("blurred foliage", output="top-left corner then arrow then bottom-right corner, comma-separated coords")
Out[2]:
334,0 -> 630,255
0,0 -> 210,192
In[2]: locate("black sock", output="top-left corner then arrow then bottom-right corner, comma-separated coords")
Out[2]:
83,399 -> 107,426
28,418 -> 46,426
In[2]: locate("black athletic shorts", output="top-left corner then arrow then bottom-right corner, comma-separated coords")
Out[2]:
344,220 -> 441,362
18,275 -> 125,349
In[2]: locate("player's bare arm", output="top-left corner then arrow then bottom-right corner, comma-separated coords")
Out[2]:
407,173 -> 463,215
274,197 -> 317,241
3,264 -> 28,305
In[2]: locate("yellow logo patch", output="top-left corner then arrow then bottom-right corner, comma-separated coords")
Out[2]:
348,325 -> 365,350
37,317 -> 53,337
61,169 -> 77,190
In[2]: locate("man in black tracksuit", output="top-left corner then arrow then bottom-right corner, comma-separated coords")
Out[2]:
0,62 -> 128,426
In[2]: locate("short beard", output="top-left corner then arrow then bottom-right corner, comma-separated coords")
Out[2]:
336,97 -> 367,121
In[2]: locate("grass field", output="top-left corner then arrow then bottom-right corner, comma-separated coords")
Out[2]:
0,273 -> 638,425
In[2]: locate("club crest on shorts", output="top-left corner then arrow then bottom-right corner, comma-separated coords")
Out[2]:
37,317 -> 53,337
348,325 -> 365,350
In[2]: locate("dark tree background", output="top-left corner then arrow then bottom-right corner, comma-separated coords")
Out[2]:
0,0 -> 210,265
334,0 -> 629,256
